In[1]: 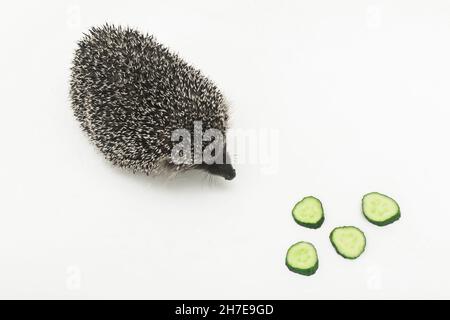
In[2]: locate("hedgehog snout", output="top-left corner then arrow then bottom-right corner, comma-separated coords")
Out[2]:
222,164 -> 236,181
199,161 -> 236,181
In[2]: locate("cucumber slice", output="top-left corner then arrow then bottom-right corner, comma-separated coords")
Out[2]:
292,196 -> 324,229
285,242 -> 319,276
330,226 -> 366,260
362,192 -> 400,226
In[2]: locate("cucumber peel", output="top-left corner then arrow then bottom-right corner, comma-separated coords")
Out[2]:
330,226 -> 366,260
292,196 -> 324,229
362,192 -> 400,226
285,242 -> 319,276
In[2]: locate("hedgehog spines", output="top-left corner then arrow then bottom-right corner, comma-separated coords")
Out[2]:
70,24 -> 234,180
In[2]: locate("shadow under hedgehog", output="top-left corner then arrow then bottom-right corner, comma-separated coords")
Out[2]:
70,24 -> 235,181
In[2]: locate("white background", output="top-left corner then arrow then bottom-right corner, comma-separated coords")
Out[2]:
0,0 -> 449,299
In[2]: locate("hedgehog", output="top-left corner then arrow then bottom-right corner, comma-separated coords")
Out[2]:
70,24 -> 235,180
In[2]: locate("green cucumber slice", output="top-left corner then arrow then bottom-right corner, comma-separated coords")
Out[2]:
285,242 -> 319,276
362,192 -> 401,226
330,226 -> 366,260
292,196 -> 324,229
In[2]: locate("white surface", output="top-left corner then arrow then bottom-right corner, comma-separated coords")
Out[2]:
1,0 -> 450,299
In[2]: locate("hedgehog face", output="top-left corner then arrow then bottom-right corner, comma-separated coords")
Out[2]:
199,161 -> 236,181
197,146 -> 235,180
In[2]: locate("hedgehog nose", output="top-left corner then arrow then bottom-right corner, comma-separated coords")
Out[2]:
225,167 -> 236,181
